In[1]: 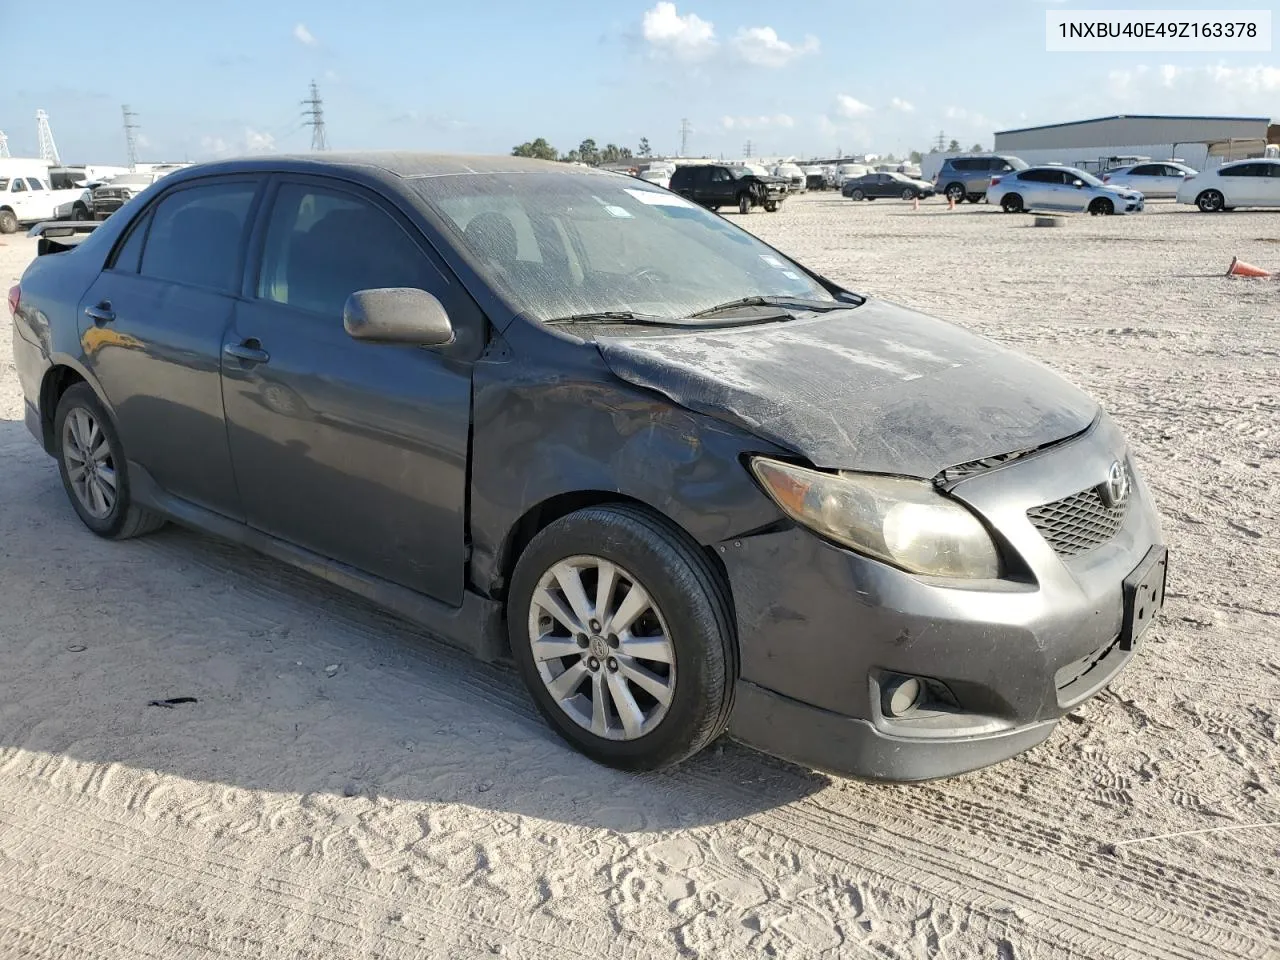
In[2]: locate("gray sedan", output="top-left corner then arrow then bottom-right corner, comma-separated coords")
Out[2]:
988,165 -> 1146,215
11,153 -> 1166,781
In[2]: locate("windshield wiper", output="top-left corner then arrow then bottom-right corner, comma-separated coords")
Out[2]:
544,311 -> 674,326
686,295 -> 850,319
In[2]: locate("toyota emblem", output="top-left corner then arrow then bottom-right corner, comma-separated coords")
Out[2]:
1099,461 -> 1131,508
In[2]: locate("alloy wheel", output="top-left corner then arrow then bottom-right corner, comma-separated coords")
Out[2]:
526,555 -> 676,741
62,408 -> 117,519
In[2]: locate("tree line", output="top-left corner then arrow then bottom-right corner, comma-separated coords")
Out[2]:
512,137 -> 653,165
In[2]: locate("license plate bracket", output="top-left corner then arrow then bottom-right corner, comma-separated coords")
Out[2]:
1121,545 -> 1167,651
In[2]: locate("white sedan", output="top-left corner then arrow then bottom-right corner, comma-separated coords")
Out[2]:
1177,158 -> 1280,212
987,165 -> 1144,215
1102,161 -> 1197,198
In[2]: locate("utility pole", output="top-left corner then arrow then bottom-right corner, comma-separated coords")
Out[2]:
303,81 -> 328,151
122,105 -> 140,171
36,110 -> 61,165
679,118 -> 691,158
0,130 -> 9,158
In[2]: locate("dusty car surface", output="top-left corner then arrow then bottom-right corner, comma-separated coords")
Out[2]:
9,153 -> 1167,781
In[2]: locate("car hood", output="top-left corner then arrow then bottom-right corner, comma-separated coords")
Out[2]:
595,299 -> 1100,477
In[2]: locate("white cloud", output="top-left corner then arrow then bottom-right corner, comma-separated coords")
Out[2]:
1107,63 -> 1280,111
641,3 -> 717,61
834,94 -> 873,119
721,114 -> 795,130
731,26 -> 818,67
944,105 -> 1001,133
293,22 -> 317,46
200,128 -> 275,159
889,97 -> 915,113
244,128 -> 276,153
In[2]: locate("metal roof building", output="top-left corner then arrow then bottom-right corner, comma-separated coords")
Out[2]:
992,114 -> 1274,172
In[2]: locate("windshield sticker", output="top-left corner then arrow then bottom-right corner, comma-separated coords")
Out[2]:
760,255 -> 785,268
782,270 -> 802,281
624,188 -> 695,208
603,205 -> 634,219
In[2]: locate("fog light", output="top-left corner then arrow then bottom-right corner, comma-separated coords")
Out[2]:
882,676 -> 925,718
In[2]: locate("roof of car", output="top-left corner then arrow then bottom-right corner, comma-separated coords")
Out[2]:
169,152 -> 598,181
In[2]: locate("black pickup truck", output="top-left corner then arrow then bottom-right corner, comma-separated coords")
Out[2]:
669,164 -> 788,214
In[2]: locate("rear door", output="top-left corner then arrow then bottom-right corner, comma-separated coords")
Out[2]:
78,177 -> 261,518
1218,163 -> 1264,205
1259,162 -> 1280,206
222,176 -> 477,604
708,167 -> 735,205
1016,169 -> 1054,209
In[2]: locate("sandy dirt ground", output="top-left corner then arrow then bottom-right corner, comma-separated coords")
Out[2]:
1,194 -> 1277,960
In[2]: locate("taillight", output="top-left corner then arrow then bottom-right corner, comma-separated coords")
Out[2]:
6,284 -> 18,318
990,176 -> 1001,186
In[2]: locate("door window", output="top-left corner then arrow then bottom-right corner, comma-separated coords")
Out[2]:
26,178 -> 45,191
1220,164 -> 1261,177
1129,164 -> 1159,176
256,182 -> 438,317
139,181 -> 257,292
109,210 -> 153,273
710,168 -> 732,183
10,179 -> 26,193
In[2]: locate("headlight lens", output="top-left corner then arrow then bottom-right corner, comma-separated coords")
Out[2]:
749,457 -> 1001,579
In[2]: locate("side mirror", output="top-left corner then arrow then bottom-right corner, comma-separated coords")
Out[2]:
344,288 -> 454,347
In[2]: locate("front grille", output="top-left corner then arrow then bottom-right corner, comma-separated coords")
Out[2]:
1028,484 -> 1127,557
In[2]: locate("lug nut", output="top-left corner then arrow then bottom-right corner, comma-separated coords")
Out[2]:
587,657 -> 600,671
589,619 -> 602,632
607,657 -> 618,672
576,633 -> 589,648
607,634 -> 619,649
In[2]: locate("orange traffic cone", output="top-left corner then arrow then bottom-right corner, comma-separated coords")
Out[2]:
912,196 -> 920,211
948,196 -> 956,210
1226,257 -> 1272,278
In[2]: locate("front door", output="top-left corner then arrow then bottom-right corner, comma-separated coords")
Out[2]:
221,177 -> 475,604
78,178 -> 259,518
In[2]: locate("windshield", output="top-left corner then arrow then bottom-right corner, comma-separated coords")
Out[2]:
419,172 -> 835,323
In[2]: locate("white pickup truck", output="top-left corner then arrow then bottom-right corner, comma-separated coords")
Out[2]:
0,168 -> 86,234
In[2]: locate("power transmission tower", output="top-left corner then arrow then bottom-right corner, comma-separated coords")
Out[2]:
679,118 -> 691,157
743,140 -> 753,158
934,130 -> 946,152
36,110 -> 61,165
302,81 -> 328,151
0,130 -> 9,158
122,105 -> 141,170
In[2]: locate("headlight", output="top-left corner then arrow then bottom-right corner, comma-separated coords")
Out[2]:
749,457 -> 1001,579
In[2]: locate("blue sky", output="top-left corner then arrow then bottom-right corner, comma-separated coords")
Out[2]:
3,0 -> 1276,164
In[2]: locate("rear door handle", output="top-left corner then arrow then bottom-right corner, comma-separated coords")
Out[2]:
223,339 -> 270,365
84,301 -> 115,324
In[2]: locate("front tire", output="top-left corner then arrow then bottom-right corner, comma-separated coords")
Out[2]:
1089,197 -> 1115,216
944,183 -> 965,204
72,203 -> 89,221
851,189 -> 865,201
54,384 -> 165,540
764,202 -> 778,213
1196,190 -> 1225,213
737,193 -> 751,215
509,504 -> 735,772
1001,193 -> 1024,213
0,209 -> 18,234
901,188 -> 915,201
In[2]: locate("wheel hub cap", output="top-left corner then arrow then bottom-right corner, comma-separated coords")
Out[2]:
527,555 -> 676,742
62,407 -> 117,520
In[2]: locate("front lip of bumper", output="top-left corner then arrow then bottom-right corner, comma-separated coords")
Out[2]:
721,414 -> 1164,781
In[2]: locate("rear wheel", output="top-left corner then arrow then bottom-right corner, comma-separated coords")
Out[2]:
1196,190 -> 1224,213
737,193 -> 751,215
764,202 -> 778,213
851,189 -> 865,201
1000,193 -> 1023,213
944,183 -> 965,203
0,209 -> 18,234
71,202 -> 89,221
1089,197 -> 1115,216
901,188 -> 915,200
54,384 -> 165,540
509,504 -> 735,771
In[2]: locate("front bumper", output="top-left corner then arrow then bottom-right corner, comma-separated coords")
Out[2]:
723,415 -> 1165,781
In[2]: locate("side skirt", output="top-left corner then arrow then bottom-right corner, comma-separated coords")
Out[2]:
129,462 -> 507,662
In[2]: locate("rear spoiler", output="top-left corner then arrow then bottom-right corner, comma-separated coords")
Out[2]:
26,220 -> 100,256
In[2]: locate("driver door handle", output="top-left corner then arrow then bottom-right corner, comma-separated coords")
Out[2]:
223,338 -> 270,365
84,301 -> 115,324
